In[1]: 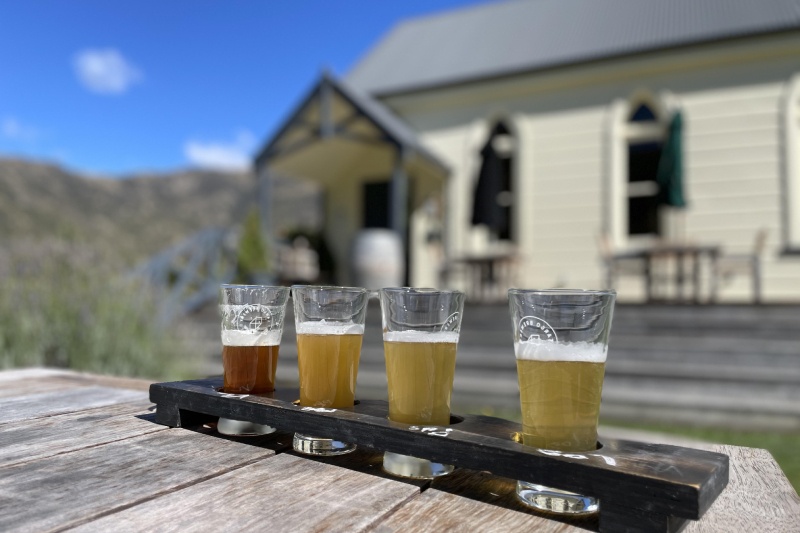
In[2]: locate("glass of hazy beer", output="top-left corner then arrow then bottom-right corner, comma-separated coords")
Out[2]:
291,285 -> 368,456
218,284 -> 290,436
379,287 -> 465,478
508,288 -> 615,515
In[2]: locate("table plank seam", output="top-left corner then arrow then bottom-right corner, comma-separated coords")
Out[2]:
49,455 -> 275,533
360,489 -> 428,533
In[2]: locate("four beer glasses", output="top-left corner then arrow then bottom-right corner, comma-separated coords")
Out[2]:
292,285 -> 368,455
218,284 -> 290,436
379,287 -> 465,478
508,288 -> 615,514
214,283 -> 615,506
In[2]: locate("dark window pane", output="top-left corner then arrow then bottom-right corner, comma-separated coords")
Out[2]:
628,142 -> 663,182
629,195 -> 660,235
493,121 -> 510,136
630,104 -> 657,122
363,181 -> 390,229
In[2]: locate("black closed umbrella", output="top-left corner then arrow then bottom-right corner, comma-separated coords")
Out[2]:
471,138 -> 508,235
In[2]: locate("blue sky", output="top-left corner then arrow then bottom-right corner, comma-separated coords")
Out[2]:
0,1 -> 486,177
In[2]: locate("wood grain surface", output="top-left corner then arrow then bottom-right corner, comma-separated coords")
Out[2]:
70,453 -> 422,533
0,400 -> 161,468
683,445 -> 800,533
0,367 -> 152,393
371,488 -> 583,533
0,375 -> 92,399
0,427 -> 280,532
0,385 -> 147,425
0,368 -> 97,398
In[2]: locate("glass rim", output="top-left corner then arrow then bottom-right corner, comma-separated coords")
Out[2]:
508,288 -> 616,297
291,284 -> 368,294
220,283 -> 290,291
380,286 -> 465,296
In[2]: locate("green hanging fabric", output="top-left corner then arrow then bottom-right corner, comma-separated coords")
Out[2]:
656,111 -> 687,208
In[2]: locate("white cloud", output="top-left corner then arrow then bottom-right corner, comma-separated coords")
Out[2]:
184,130 -> 258,171
2,117 -> 40,141
73,48 -> 143,95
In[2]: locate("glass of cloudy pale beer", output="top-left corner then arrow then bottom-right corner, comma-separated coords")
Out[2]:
218,284 -> 290,436
508,288 -> 615,515
379,287 -> 465,479
292,285 -> 368,456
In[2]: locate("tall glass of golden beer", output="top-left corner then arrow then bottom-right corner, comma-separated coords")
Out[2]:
292,285 -> 368,456
508,288 -> 616,515
218,284 -> 290,436
379,287 -> 465,478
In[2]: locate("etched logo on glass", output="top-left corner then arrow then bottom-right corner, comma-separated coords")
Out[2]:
221,304 -> 275,333
440,312 -> 460,332
518,316 -> 558,343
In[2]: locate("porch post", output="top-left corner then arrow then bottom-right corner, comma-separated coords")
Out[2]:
257,163 -> 276,275
390,145 -> 408,239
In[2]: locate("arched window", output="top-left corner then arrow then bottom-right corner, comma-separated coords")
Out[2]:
606,93 -> 669,247
471,120 -> 515,242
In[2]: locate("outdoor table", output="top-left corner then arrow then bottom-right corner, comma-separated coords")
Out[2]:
1,368 -> 798,532
449,251 -> 518,303
614,243 -> 720,303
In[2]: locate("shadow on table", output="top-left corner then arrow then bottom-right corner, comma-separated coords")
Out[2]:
136,409 -> 598,529
288,444 -> 599,531
135,412 -> 293,453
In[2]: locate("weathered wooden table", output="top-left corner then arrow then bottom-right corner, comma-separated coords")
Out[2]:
2,368 -> 799,532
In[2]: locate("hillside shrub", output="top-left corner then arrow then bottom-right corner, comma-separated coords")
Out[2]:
235,209 -> 270,284
0,240 -> 196,380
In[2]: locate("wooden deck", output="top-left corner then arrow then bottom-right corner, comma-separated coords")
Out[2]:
183,302 -> 800,431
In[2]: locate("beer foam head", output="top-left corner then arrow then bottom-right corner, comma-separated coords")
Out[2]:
383,330 -> 460,343
221,329 -> 282,346
514,340 -> 607,363
296,320 -> 365,335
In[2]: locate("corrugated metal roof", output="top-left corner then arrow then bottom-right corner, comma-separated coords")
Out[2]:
347,0 -> 800,96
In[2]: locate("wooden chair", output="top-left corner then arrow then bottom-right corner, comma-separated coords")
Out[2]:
712,229 -> 768,303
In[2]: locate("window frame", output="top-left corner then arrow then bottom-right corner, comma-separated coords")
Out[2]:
783,74 -> 800,254
606,92 -> 670,249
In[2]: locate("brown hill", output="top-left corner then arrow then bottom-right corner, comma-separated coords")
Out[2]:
0,158 -> 321,262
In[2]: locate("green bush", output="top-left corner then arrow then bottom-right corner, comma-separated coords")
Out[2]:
235,209 -> 269,284
0,240 -> 195,380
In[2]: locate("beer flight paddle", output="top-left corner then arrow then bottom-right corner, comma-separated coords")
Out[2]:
150,378 -> 729,533
151,284 -> 729,531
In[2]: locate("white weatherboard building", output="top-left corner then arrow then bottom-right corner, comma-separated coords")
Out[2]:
256,0 -> 800,303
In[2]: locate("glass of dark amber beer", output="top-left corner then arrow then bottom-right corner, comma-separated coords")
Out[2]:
508,288 -> 616,515
218,284 -> 290,436
291,285 -> 368,456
